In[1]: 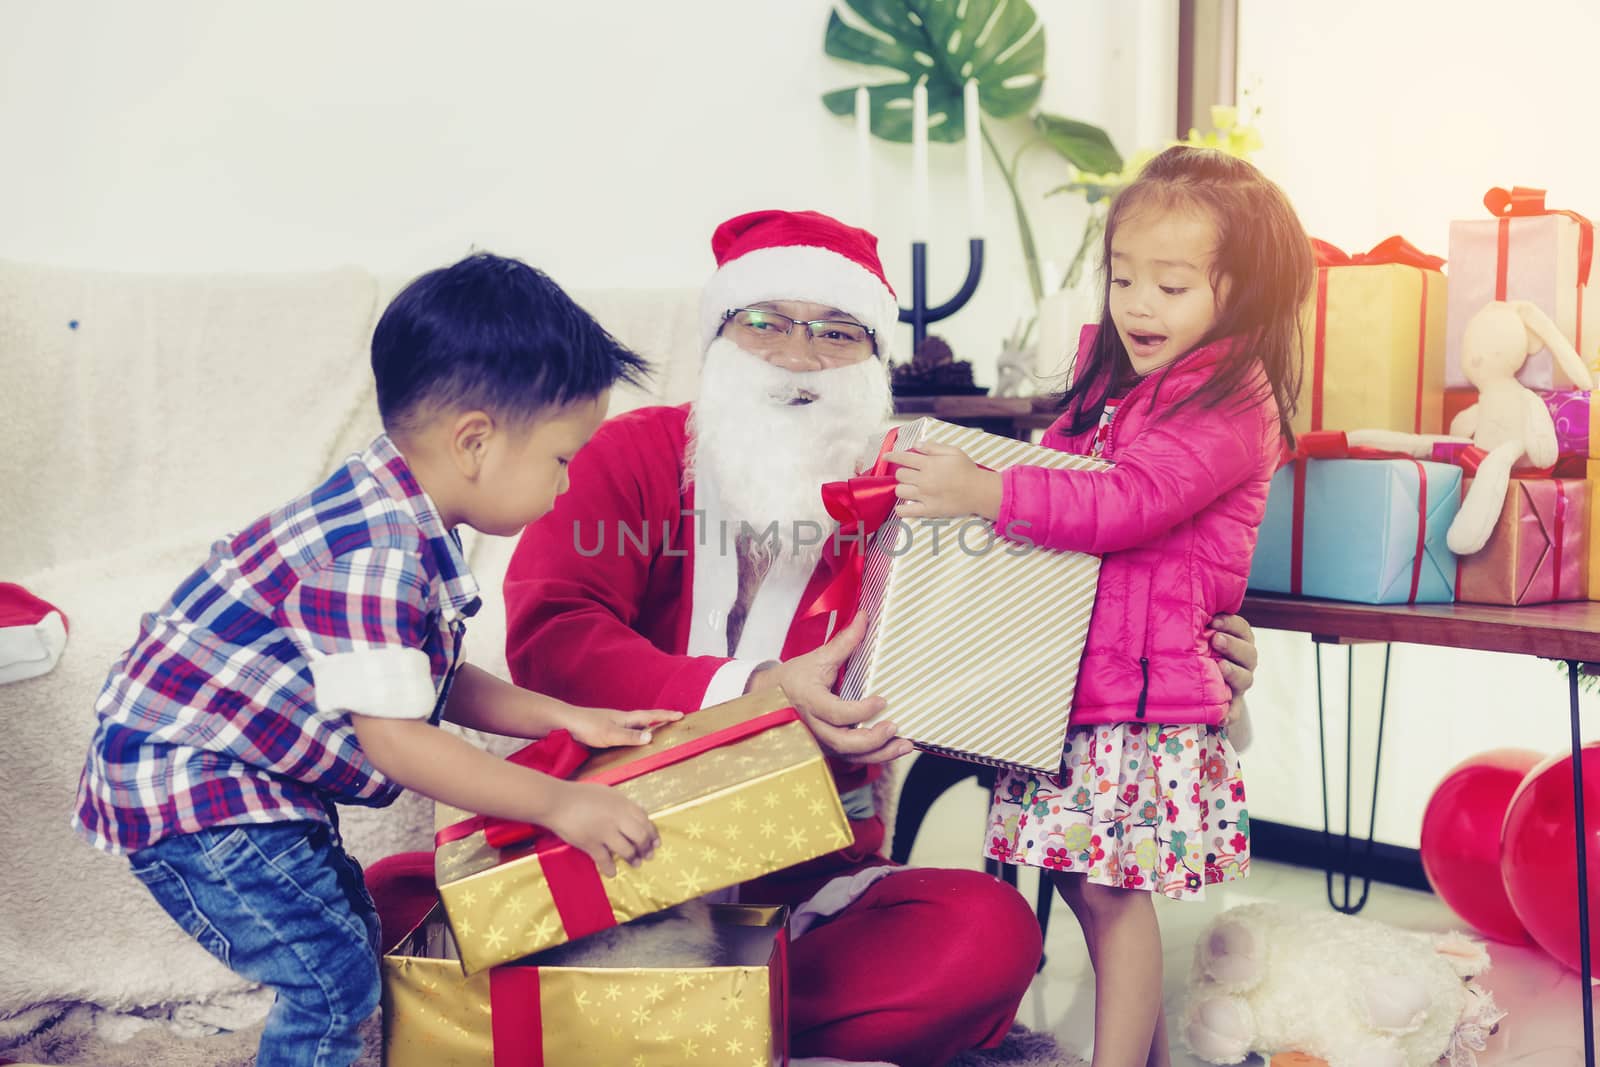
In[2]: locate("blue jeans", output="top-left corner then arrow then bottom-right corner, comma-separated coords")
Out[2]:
130,820 -> 382,1067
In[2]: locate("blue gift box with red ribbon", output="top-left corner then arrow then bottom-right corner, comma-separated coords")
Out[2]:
1248,435 -> 1464,604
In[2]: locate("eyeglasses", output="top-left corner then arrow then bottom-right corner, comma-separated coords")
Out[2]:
719,308 -> 877,361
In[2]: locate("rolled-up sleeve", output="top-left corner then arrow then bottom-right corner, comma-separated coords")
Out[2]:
274,547 -> 436,720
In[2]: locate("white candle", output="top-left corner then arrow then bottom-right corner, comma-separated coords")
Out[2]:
911,79 -> 929,242
963,79 -> 984,237
855,86 -> 873,226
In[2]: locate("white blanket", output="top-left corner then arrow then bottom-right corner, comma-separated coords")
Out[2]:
0,264 -> 707,1050
0,260 -> 415,1043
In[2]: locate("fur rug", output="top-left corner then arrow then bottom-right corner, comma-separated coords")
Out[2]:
951,1024 -> 1086,1067
0,1010 -> 381,1067
1,1013 -> 1078,1067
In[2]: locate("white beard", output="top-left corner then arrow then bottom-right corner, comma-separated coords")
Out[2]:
687,338 -> 892,566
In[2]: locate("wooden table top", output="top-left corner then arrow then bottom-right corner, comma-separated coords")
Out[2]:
892,394 -> 1060,429
1240,593 -> 1600,664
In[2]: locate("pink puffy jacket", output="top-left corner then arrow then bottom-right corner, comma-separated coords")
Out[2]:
997,326 -> 1281,727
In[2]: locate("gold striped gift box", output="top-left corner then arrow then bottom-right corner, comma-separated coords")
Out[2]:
838,417 -> 1107,774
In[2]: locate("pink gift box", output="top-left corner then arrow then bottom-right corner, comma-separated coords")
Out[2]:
1456,477 -> 1590,605
1545,389 -> 1598,458
1445,187 -> 1599,390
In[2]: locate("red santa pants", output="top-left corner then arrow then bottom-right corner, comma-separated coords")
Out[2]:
367,817 -> 1041,1067
738,816 -> 1042,1066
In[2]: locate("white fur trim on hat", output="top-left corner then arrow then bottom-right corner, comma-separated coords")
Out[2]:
700,245 -> 900,360
0,609 -> 67,685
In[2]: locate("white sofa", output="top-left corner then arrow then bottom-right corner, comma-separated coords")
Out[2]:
0,258 -> 705,1058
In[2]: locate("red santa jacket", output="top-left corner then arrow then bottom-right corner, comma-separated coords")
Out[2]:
503,403 -> 875,799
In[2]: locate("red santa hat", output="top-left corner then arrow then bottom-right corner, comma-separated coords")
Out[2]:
0,583 -> 68,685
699,209 -> 900,360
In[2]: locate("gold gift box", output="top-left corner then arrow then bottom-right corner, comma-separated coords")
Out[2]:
383,903 -> 788,1067
434,689 -> 851,974
1295,259 -> 1447,436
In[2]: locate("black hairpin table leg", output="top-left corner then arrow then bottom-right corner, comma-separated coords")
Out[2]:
1313,639 -> 1391,915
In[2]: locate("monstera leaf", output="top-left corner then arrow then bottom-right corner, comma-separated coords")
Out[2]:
1034,113 -> 1122,178
820,0 -> 1045,143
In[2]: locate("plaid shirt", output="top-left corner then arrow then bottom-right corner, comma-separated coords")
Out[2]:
74,435 -> 481,855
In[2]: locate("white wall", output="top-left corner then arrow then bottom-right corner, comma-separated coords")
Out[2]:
1238,0 -> 1600,847
0,0 -> 1176,386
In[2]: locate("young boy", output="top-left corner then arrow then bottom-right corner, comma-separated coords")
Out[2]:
73,253 -> 672,1067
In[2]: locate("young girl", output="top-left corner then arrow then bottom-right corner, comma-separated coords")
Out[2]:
887,145 -> 1312,1067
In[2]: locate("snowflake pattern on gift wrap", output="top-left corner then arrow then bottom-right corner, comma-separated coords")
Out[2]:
986,722 -> 1248,900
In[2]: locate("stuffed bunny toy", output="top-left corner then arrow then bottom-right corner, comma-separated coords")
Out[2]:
1181,903 -> 1505,1067
1350,300 -> 1596,555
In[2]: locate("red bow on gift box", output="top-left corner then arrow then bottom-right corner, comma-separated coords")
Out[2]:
1311,235 -> 1445,272
1282,432 -> 1434,604
803,427 -> 903,622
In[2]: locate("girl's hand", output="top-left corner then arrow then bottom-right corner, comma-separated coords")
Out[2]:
1208,613 -> 1258,697
886,443 -> 1003,521
563,706 -> 682,749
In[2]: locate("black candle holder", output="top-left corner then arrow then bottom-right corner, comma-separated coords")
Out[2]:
898,238 -> 985,351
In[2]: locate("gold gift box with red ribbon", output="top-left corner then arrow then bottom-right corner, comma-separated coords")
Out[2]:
1294,236 -> 1447,437
433,689 -> 851,975
383,903 -> 788,1067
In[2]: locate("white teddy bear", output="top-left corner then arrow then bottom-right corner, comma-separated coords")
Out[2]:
1181,903 -> 1505,1067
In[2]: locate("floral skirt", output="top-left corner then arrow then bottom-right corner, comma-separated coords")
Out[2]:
985,722 -> 1249,900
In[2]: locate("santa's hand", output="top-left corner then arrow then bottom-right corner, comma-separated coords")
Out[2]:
566,707 -> 683,749
886,443 -> 1002,521
746,613 -> 913,765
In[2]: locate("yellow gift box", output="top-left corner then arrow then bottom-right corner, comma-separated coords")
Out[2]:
383,903 -> 788,1067
434,689 -> 851,974
1294,238 -> 1447,437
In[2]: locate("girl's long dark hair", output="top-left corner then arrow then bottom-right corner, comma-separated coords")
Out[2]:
1054,146 -> 1313,444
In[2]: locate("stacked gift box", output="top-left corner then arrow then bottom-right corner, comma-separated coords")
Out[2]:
380,688 -> 851,1063
1249,184 -> 1600,607
384,903 -> 789,1067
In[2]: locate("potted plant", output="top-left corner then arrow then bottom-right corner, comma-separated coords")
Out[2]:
820,0 -> 1123,319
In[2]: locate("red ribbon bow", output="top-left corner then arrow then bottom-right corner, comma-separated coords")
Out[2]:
1311,235 -> 1445,272
1285,432 -> 1431,604
801,427 -> 904,621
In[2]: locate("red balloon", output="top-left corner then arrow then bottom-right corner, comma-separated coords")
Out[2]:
1500,742 -> 1600,973
1420,749 -> 1543,944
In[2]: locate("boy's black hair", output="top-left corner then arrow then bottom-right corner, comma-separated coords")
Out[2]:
372,252 -> 650,434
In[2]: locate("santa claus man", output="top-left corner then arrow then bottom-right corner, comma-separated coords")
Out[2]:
502,209 -> 1259,1064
